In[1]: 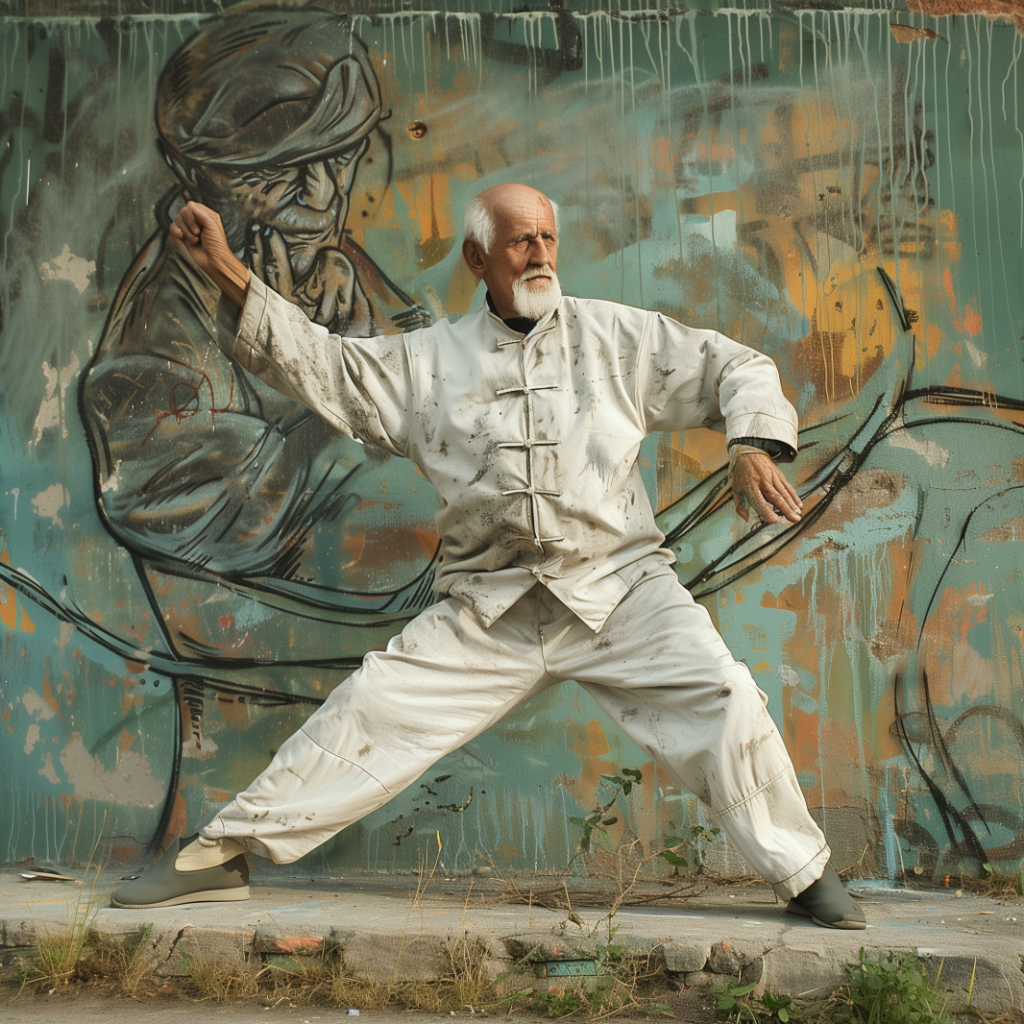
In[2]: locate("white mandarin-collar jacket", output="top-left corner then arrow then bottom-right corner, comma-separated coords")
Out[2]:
223,276 -> 798,632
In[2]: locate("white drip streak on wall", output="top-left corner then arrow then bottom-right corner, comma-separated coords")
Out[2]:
983,19 -> 1015,349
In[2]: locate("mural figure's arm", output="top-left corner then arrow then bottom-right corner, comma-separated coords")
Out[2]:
81,244 -> 384,579
172,202 -> 415,458
638,313 -> 803,525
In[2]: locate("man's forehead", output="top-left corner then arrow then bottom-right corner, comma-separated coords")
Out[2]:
491,192 -> 556,234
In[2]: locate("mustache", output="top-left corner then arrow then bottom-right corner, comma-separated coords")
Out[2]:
519,266 -> 554,281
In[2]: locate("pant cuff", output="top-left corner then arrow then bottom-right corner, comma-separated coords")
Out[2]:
770,844 -> 831,901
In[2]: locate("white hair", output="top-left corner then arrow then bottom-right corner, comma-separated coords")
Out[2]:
462,190 -> 559,253
462,194 -> 495,253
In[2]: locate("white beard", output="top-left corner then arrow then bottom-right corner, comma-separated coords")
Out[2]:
511,268 -> 562,321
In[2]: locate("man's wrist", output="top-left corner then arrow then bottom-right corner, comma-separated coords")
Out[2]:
213,255 -> 250,308
729,444 -> 773,473
728,436 -> 796,462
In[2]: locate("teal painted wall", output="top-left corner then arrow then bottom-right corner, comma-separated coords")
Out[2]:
1,3 -> 1022,881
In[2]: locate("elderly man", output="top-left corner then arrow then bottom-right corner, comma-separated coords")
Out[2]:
112,184 -> 865,930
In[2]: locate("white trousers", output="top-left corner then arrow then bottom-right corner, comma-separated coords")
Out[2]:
204,564 -> 829,899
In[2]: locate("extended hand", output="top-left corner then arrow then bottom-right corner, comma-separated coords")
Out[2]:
170,201 -> 250,306
731,451 -> 803,524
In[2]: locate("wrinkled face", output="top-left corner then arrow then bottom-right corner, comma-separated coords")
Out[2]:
198,138 -> 368,276
473,189 -> 559,320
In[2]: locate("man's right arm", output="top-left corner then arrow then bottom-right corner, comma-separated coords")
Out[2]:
175,202 -> 414,458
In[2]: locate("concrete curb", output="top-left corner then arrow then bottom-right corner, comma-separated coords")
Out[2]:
2,871 -> 1022,1014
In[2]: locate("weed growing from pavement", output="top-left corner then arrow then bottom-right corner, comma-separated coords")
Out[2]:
712,948 -> 964,1024
828,948 -> 955,1024
12,855 -> 106,994
714,978 -> 821,1023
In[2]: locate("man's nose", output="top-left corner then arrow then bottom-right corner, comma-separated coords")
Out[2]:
527,237 -> 554,264
299,161 -> 336,211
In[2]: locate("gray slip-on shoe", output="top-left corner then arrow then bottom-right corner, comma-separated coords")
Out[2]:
787,861 -> 866,929
111,836 -> 250,909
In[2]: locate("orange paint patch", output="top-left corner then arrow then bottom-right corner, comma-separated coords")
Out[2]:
890,23 -> 943,42
110,843 -> 142,865
565,718 -> 617,814
962,304 -> 983,335
120,728 -> 136,751
42,672 -> 63,723
790,700 -> 823,794
163,792 -> 188,850
1,543 -> 21,632
215,693 -> 250,728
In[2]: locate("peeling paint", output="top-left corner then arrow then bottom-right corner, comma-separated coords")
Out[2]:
38,245 -> 96,295
58,732 -> 165,808
887,432 -> 951,468
23,723 -> 40,755
21,688 -> 56,722
32,355 -> 80,444
30,485 -> 70,527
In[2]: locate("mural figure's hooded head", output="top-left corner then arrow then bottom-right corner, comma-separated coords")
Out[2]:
156,12 -> 384,253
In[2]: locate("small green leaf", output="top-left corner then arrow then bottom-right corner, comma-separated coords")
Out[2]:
594,828 -> 614,851
659,850 -> 688,868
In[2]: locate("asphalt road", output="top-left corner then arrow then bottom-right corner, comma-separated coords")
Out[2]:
2,994 -> 720,1023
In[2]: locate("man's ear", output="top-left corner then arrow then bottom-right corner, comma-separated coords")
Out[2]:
461,238 -> 487,280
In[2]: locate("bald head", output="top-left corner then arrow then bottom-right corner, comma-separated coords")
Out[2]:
463,185 -> 558,253
461,184 -> 561,321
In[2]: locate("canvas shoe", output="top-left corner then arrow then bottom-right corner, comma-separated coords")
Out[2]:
787,861 -> 866,929
111,836 -> 250,909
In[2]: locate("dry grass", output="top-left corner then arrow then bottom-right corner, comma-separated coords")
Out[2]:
88,924 -> 154,998
329,931 -> 498,1012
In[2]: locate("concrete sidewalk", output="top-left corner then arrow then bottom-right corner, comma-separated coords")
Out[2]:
1,866 -> 1022,1015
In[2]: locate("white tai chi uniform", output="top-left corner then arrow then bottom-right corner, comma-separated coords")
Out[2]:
201,276 -> 830,899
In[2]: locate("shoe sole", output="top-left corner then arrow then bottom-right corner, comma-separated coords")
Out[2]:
787,900 -> 866,930
112,885 -> 250,910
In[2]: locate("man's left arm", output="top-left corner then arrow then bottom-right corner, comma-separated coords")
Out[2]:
639,313 -> 803,525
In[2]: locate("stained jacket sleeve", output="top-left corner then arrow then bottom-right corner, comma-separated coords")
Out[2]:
223,275 -> 415,457
637,311 -> 798,452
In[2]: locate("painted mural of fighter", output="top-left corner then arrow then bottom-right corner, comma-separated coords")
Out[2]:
81,12 -> 436,604
110,183 -> 867,931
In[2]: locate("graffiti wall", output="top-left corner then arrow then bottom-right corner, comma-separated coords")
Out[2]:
1,1 -> 1023,880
